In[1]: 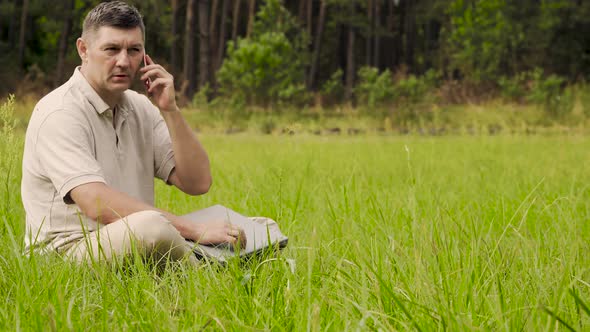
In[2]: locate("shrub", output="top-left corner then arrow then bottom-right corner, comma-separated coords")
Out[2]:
498,72 -> 528,102
525,68 -> 571,117
217,32 -> 306,108
354,66 -> 394,108
446,0 -> 518,83
216,0 -> 308,109
393,70 -> 439,104
320,69 -> 344,105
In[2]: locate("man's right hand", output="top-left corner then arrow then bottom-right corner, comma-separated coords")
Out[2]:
186,220 -> 247,249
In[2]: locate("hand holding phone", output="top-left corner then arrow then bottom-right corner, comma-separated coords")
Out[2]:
143,54 -> 151,90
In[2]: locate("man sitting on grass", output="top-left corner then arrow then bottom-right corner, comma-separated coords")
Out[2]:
21,1 -> 245,265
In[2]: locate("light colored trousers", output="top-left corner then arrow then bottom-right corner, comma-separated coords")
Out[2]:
63,210 -> 198,265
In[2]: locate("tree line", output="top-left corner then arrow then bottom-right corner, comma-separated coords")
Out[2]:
0,0 -> 589,108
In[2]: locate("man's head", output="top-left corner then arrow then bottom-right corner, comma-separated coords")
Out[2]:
82,1 -> 145,44
77,1 -> 146,106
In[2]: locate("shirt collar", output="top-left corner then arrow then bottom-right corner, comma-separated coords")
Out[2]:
71,67 -> 132,117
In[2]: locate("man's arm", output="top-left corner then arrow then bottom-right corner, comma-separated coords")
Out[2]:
140,54 -> 211,195
70,182 -> 244,246
162,109 -> 212,195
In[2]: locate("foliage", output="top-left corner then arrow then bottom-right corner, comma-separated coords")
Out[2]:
0,95 -> 17,167
354,67 -> 440,110
217,0 -> 308,108
526,70 -> 571,118
535,0 -> 590,78
191,83 -> 211,110
218,32 -> 307,108
2,0 -> 590,109
0,95 -> 20,216
498,73 -> 528,102
445,0 -> 520,82
393,69 -> 440,105
354,66 -> 394,108
320,69 -> 345,105
499,68 -> 572,117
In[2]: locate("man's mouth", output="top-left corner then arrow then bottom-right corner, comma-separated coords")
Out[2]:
111,74 -> 131,82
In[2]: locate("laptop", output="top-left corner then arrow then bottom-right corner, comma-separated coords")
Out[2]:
182,205 -> 288,263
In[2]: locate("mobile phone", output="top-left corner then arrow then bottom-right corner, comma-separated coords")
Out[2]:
143,54 -> 151,90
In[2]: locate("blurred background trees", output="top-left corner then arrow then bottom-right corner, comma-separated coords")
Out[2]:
1,0 -> 589,112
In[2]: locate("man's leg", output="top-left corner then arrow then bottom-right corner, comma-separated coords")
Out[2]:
64,210 -> 197,265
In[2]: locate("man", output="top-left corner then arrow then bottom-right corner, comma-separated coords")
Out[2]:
21,1 -> 244,264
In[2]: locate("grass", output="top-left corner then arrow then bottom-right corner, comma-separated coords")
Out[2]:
2,94 -> 590,330
1,130 -> 590,330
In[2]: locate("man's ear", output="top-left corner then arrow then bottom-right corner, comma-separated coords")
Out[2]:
76,38 -> 88,63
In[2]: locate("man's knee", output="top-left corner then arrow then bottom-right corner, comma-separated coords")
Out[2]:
123,210 -> 181,249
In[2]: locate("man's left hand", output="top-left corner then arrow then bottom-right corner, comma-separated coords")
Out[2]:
139,54 -> 178,112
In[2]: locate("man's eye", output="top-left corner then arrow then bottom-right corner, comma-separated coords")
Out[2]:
129,48 -> 140,54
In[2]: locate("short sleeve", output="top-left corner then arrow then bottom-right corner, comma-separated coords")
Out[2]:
36,110 -> 106,204
152,109 -> 176,183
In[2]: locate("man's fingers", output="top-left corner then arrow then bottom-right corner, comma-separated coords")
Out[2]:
228,227 -> 241,237
227,225 -> 246,249
146,78 -> 172,93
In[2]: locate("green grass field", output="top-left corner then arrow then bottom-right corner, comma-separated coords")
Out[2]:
1,91 -> 590,331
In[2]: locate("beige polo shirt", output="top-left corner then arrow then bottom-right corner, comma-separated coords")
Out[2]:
21,67 -> 176,253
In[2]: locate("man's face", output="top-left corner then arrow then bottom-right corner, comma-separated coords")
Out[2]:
78,26 -> 144,99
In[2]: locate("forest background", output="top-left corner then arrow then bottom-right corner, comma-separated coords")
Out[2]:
1,0 -> 590,134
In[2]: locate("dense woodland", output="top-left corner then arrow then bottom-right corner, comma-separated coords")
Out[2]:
1,0 -> 589,111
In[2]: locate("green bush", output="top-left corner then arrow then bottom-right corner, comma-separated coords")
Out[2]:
320,69 -> 344,105
217,32 -> 306,108
216,0 -> 308,109
498,72 -> 528,101
354,66 -> 394,108
446,0 -> 520,83
191,83 -> 211,110
393,70 -> 439,104
497,68 -> 572,117
576,84 -> 590,118
525,68 -> 571,117
353,67 -> 440,117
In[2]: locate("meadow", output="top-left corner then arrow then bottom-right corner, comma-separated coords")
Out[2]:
1,98 -> 590,330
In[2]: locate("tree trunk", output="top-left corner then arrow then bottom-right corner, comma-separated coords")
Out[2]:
389,0 -> 401,71
8,0 -> 18,47
183,0 -> 197,98
210,0 -> 219,35
247,0 -> 255,38
298,0 -> 306,24
373,0 -> 381,68
209,0 -> 219,69
17,0 -> 29,70
54,0 -> 74,88
345,26 -> 355,101
0,0 -> 5,41
216,0 -> 230,71
306,0 -> 312,37
404,0 -> 415,72
232,0 -> 241,44
366,0 -> 373,66
170,0 -> 179,77
198,0 -> 211,90
308,0 -> 327,90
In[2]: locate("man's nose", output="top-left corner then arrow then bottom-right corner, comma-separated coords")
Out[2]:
115,50 -> 130,67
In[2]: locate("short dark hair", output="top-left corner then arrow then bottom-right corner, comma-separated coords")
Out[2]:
82,1 -> 145,41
